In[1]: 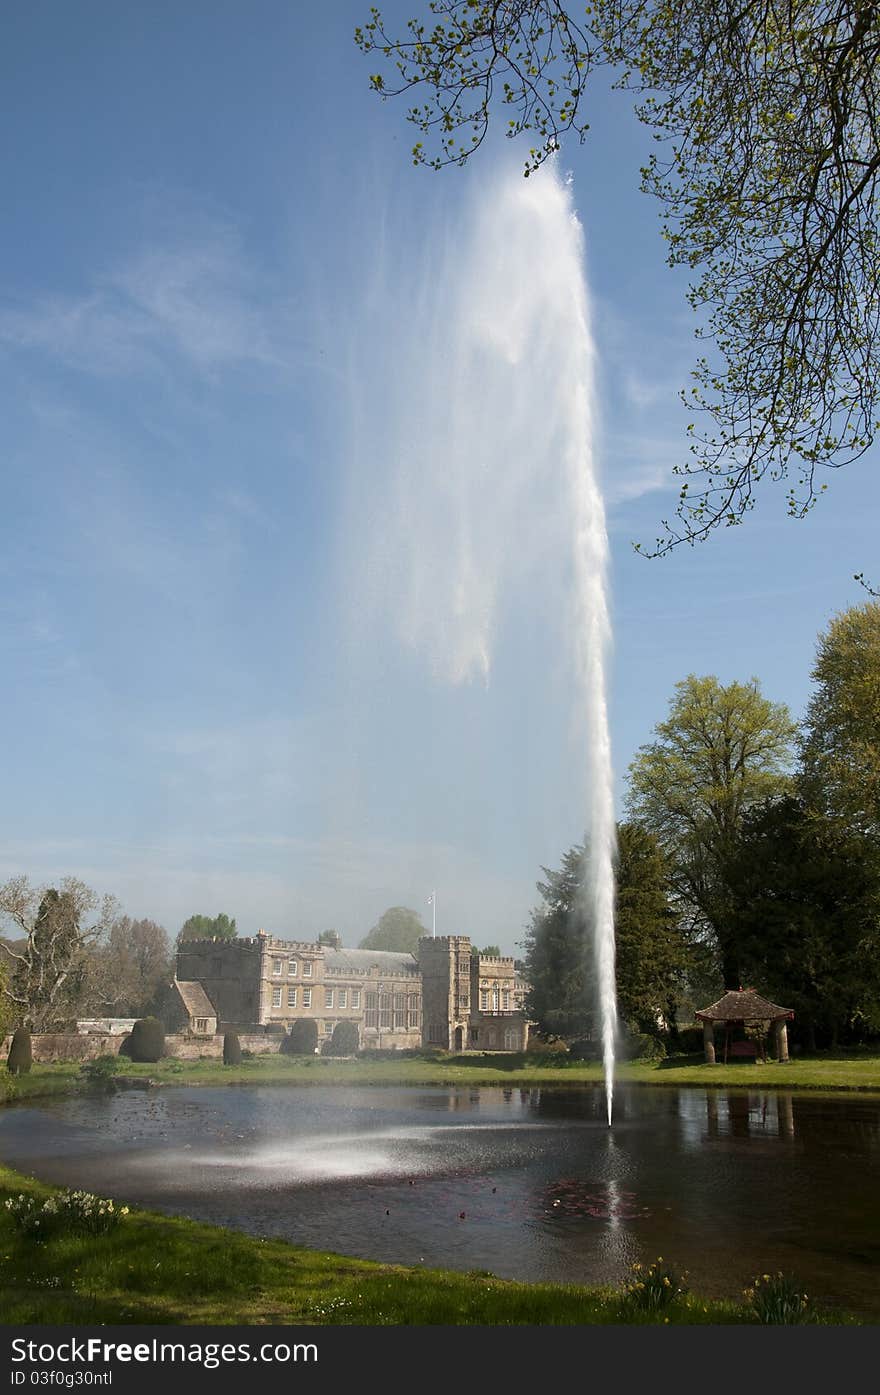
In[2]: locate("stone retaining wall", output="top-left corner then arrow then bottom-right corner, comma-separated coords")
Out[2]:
0,1031 -> 282,1063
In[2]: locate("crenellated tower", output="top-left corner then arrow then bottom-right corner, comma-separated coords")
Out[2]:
417,935 -> 472,1051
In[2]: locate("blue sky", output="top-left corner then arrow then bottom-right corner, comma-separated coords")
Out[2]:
2,1 -> 877,953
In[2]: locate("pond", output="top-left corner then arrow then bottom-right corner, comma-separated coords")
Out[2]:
1,1083 -> 878,1319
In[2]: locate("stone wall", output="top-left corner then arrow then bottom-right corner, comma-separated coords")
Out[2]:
1,1033 -> 121,1063
175,936 -> 264,1024
164,1032 -> 279,1060
0,1031 -> 283,1063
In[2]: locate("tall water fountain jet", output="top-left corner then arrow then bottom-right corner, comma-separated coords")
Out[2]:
360,164 -> 618,1119
552,177 -> 619,1127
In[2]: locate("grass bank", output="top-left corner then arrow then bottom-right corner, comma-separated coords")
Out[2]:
0,1164 -> 855,1325
4,1051 -> 880,1105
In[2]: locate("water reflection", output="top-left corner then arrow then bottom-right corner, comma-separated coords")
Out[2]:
683,1089 -> 801,1143
0,1083 -> 877,1317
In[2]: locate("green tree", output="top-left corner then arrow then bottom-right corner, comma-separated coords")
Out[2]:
357,2 -> 880,554
626,675 -> 796,988
524,843 -> 589,1039
523,825 -> 688,1040
178,913 -> 237,943
0,877 -> 119,1030
727,795 -> 880,1047
615,824 -> 689,1036
473,944 -> 501,958
801,602 -> 880,835
359,906 -> 426,954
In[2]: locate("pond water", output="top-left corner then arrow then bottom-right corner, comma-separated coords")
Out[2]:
1,1084 -> 878,1318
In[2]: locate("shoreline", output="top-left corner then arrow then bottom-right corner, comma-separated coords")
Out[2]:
0,1163 -> 861,1326
4,1052 -> 880,1106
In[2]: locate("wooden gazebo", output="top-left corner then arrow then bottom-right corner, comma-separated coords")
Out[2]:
695,989 -> 794,1064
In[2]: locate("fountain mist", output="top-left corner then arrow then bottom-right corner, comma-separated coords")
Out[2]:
359,164 -> 618,1118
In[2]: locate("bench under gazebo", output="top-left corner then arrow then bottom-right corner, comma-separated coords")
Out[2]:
695,989 -> 794,1064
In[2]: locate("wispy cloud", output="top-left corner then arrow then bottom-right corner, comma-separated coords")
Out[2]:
0,223 -> 293,378
602,436 -> 680,506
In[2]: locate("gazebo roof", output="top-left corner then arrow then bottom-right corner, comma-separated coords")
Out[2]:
695,989 -> 793,1023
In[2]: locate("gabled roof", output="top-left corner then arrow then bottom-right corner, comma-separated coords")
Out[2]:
695,989 -> 793,1023
173,980 -> 217,1017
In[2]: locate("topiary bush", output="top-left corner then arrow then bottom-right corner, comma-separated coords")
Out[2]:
325,1020 -> 360,1056
125,1016 -> 165,1063
223,1031 -> 242,1065
281,1018 -> 318,1055
7,1027 -> 32,1075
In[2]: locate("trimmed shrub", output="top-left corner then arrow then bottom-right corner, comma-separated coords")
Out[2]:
281,1018 -> 318,1055
223,1031 -> 242,1065
7,1027 -> 32,1075
568,1038 -> 602,1061
126,1016 -> 165,1063
324,1020 -> 360,1056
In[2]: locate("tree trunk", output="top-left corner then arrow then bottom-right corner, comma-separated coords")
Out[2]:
720,943 -> 741,991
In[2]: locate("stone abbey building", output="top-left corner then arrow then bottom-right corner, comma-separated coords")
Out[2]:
169,931 -> 529,1052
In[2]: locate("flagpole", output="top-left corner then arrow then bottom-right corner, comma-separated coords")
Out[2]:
433,891 -> 436,939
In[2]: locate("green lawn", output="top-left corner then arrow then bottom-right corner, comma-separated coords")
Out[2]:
0,1164 -> 855,1325
5,1050 -> 880,1105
